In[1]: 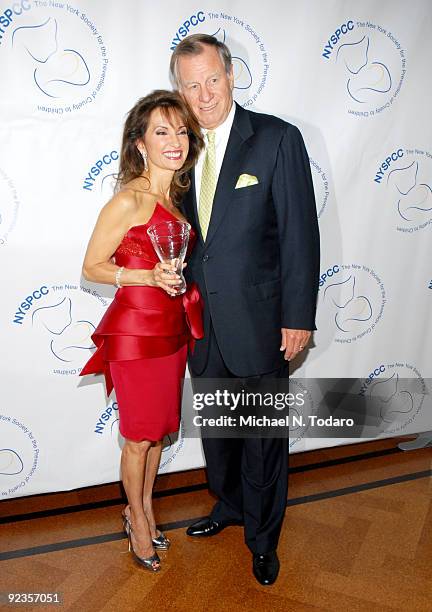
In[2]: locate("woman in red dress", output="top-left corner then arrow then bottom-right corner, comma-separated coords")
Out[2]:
80,90 -> 204,572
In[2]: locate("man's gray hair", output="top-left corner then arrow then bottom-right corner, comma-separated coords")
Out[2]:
170,34 -> 232,88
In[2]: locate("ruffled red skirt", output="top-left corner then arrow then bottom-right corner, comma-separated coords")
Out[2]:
80,282 -> 203,442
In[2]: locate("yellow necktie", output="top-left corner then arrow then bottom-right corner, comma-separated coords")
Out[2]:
198,131 -> 216,240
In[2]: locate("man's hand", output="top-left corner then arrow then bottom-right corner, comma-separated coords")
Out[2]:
280,328 -> 311,361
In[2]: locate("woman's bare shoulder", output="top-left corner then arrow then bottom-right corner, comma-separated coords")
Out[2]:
102,188 -> 140,219
120,180 -> 161,212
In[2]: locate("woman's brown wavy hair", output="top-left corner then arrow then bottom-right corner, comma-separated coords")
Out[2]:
116,90 -> 204,206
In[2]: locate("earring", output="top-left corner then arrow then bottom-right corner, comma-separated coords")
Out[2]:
141,150 -> 148,171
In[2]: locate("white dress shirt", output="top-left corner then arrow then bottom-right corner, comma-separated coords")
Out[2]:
194,101 -> 236,210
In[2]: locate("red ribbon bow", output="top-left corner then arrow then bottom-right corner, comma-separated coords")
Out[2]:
182,282 -> 204,349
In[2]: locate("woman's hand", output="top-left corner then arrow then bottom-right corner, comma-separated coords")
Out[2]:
146,262 -> 185,296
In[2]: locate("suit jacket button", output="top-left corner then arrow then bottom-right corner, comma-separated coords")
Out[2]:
202,254 -> 209,262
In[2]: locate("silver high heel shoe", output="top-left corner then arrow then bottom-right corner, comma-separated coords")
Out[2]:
122,509 -> 170,550
122,509 -> 132,536
151,532 -> 171,550
122,511 -> 161,572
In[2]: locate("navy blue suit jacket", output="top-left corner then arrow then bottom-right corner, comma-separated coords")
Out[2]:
182,103 -> 320,376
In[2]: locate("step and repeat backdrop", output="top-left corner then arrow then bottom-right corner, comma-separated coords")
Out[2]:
1,0 -> 431,498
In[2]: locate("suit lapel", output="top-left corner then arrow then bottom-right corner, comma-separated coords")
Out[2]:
204,104 -> 254,248
182,169 -> 204,245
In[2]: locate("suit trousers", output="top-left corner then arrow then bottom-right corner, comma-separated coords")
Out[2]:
189,324 -> 289,554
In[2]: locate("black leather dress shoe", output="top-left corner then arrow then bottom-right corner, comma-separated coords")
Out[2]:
186,517 -> 242,537
252,551 -> 280,585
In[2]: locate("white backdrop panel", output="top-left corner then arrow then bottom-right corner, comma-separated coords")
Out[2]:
1,0 -> 431,498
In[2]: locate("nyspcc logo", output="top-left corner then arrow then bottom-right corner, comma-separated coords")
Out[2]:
0,414 -> 40,498
374,147 -> 432,233
358,362 -> 425,435
158,419 -> 185,472
0,166 -> 20,246
309,157 -> 330,218
318,263 -> 386,343
13,282 -> 108,375
3,1 -> 108,114
171,11 -> 269,107
94,400 -> 119,437
322,20 -> 406,117
82,149 -> 119,198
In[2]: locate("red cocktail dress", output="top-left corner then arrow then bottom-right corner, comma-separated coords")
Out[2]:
80,203 -> 203,442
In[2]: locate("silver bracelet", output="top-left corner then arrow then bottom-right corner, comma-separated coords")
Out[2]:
115,266 -> 124,288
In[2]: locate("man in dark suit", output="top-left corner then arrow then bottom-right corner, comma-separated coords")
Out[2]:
170,34 -> 320,585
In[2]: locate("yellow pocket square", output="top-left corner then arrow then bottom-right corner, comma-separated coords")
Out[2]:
235,173 -> 259,189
